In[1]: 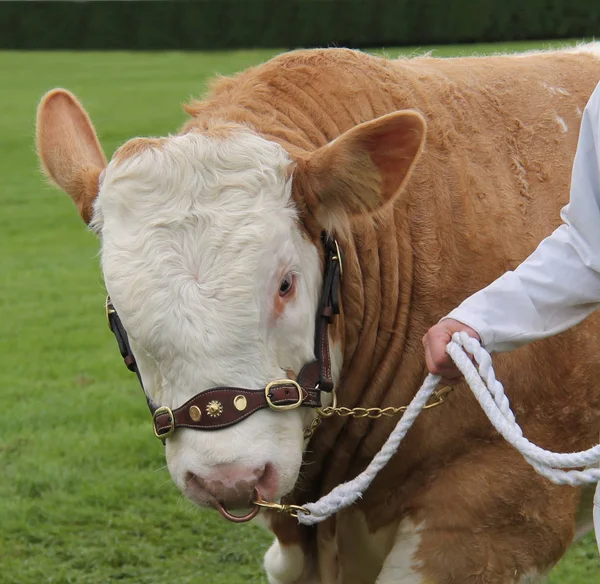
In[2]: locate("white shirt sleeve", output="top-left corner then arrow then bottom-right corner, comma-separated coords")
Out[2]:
446,81 -> 600,353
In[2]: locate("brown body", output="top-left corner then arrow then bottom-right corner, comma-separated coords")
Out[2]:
36,47 -> 600,583
184,48 -> 600,582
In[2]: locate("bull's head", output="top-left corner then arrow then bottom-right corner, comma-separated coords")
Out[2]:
35,89 -> 425,514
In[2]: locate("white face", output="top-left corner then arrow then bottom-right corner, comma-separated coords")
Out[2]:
93,130 -> 332,509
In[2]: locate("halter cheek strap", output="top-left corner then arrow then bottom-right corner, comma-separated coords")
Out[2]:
106,299 -> 159,413
106,233 -> 343,441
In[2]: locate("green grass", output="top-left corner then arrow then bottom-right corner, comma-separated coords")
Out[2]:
1,39 -> 598,583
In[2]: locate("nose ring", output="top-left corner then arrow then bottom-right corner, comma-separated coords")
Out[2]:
215,489 -> 261,523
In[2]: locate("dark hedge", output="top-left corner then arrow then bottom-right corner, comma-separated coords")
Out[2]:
1,0 -> 598,50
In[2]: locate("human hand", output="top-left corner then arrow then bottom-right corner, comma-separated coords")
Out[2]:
422,319 -> 481,385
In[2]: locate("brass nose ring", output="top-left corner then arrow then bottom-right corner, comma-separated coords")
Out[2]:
215,488 -> 262,523
215,500 -> 260,523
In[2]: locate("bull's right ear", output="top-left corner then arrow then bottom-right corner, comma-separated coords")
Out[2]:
36,89 -> 106,224
295,110 -> 426,233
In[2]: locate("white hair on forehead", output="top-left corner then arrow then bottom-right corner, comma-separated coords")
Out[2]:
95,130 -> 293,226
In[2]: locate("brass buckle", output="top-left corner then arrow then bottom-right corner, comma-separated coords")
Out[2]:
265,379 -> 303,411
153,406 -> 175,440
105,295 -> 115,328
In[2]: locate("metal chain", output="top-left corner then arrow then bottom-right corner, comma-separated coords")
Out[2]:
304,385 -> 453,440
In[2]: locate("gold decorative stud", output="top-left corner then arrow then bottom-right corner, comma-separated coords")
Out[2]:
206,400 -> 224,418
233,395 -> 248,412
189,405 -> 202,422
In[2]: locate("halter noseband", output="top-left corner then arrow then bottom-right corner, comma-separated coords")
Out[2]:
105,233 -> 343,441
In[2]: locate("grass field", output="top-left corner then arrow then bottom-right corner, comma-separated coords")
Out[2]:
1,39 -> 599,583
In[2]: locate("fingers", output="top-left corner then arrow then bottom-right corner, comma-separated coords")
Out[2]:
423,333 -> 458,377
422,324 -> 458,377
423,318 -> 481,379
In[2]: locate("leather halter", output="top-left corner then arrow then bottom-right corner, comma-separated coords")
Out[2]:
106,233 -> 343,441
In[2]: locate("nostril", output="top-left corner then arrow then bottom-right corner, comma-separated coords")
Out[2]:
185,471 -> 203,489
183,471 -> 214,507
256,463 -> 279,501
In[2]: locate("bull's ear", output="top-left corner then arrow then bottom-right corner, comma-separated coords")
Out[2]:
36,88 -> 107,224
299,110 -> 426,230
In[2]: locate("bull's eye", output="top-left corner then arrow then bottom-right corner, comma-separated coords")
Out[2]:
279,273 -> 295,297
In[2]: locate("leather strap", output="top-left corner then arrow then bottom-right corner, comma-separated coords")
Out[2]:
106,298 -> 160,413
154,381 -> 322,436
312,233 -> 342,392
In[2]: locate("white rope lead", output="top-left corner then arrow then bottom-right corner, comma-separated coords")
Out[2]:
297,332 -> 600,526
